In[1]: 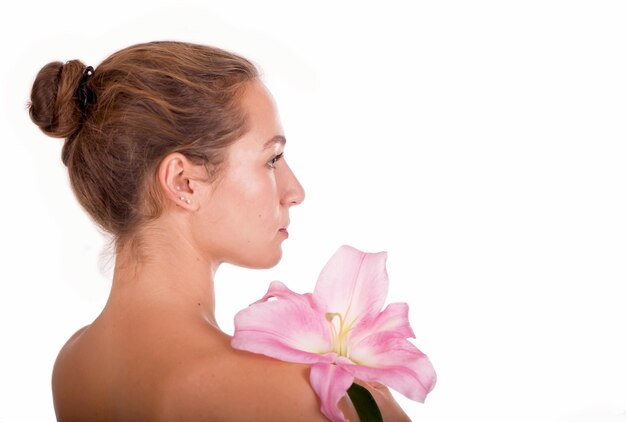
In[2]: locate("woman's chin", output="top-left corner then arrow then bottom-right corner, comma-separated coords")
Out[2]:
234,246 -> 283,269
259,248 -> 283,269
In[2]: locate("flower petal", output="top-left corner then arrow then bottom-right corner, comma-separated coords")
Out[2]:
232,281 -> 334,364
339,360 -> 435,403
343,332 -> 436,401
251,280 -> 327,316
314,245 -> 389,328
348,302 -> 415,347
310,363 -> 354,422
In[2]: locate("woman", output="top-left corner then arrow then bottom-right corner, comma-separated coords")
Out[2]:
29,41 -> 410,421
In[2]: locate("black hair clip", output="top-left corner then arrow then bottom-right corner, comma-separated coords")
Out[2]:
76,66 -> 95,116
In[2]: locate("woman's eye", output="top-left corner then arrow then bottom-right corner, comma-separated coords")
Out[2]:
267,153 -> 283,169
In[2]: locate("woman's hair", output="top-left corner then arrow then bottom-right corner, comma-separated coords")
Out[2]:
29,41 -> 259,250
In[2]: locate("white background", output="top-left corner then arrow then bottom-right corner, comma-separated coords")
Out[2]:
1,1 -> 625,421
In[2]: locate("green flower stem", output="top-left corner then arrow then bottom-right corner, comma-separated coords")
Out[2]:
347,382 -> 383,422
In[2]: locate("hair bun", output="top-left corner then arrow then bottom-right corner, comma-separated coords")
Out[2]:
28,59 -> 87,139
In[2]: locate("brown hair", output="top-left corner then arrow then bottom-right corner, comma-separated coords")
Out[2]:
29,41 -> 259,250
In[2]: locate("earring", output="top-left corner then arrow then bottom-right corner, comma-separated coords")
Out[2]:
175,185 -> 182,191
179,196 -> 191,204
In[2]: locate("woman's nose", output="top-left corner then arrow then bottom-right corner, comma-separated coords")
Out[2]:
281,163 -> 305,206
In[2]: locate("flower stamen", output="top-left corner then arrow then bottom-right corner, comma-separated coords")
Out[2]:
326,312 -> 350,356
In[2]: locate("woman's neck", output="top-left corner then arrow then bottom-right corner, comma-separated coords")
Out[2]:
106,227 -> 221,329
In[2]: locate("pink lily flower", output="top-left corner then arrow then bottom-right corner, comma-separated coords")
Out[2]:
231,245 -> 436,421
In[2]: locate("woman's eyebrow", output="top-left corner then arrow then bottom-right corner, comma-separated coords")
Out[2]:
262,135 -> 286,150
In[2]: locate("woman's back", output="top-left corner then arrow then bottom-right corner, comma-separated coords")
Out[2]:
52,297 -> 335,421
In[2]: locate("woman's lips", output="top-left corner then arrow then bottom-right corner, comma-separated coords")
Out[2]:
278,228 -> 289,238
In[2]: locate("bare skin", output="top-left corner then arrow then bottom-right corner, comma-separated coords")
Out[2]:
52,80 -> 411,421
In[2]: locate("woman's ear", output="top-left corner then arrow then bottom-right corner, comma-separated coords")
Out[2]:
158,153 -> 208,211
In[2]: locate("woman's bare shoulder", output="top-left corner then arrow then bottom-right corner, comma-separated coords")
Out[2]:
157,341 -> 347,421
50,322 -> 363,421
51,324 -> 109,419
52,325 -> 91,382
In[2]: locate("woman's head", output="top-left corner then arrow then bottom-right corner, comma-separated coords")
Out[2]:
29,41 -> 302,265
169,79 -> 305,268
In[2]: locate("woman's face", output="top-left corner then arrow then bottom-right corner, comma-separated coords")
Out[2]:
192,80 -> 305,268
